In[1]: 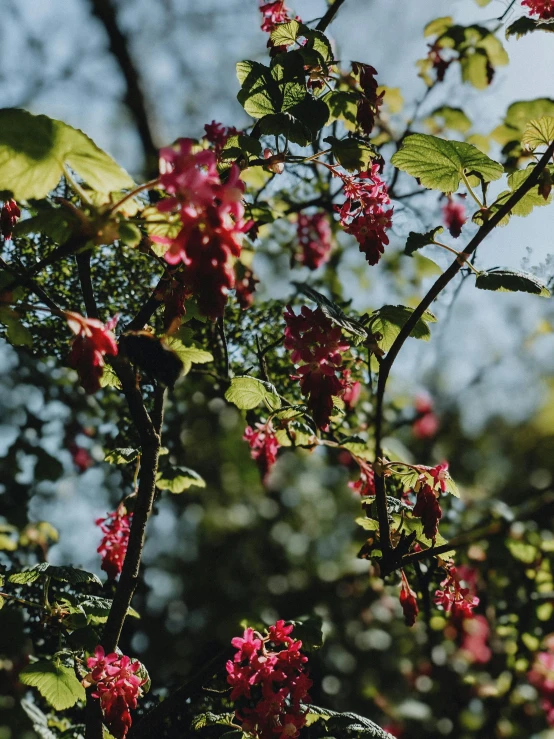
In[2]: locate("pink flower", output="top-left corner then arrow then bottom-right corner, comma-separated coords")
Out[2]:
412,483 -> 442,542
96,506 -> 132,580
442,198 -> 467,238
435,566 -> 479,621
459,615 -> 491,665
66,312 -> 118,394
69,443 -> 94,473
84,646 -> 145,739
243,422 -> 280,482
296,212 -> 332,269
284,305 -> 351,430
522,0 -> 554,19
227,621 -> 311,739
412,393 -> 439,439
429,461 -> 449,493
399,571 -> 419,627
342,372 -> 362,410
334,164 -> 393,267
348,457 -> 375,497
0,199 -> 20,240
528,641 -> 554,726
203,121 -> 240,156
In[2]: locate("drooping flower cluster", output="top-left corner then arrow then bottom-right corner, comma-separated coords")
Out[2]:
154,139 -> 249,318
243,422 -> 280,482
411,462 -> 449,541
458,615 -> 491,665
435,566 -> 479,621
528,637 -> 554,726
296,212 -> 332,269
442,198 -> 467,238
412,393 -> 439,439
96,506 -> 132,580
203,120 -> 241,157
348,457 -> 376,497
351,62 -> 385,135
83,646 -> 145,739
342,369 -> 362,410
69,442 -> 94,473
66,312 -> 118,394
0,199 -> 20,240
226,621 -> 312,739
284,305 -> 351,430
335,163 -> 393,266
399,570 -> 419,627
522,0 -> 554,19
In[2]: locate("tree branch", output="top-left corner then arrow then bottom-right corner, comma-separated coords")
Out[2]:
89,0 -> 159,178
374,140 -> 554,570
316,0 -> 347,32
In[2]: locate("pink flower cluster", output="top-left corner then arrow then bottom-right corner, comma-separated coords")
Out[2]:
296,212 -> 332,269
351,62 -> 384,135
522,0 -> 554,19
435,566 -> 479,621
84,646 -> 145,739
411,462 -> 449,542
203,120 -> 241,157
66,312 -> 118,394
458,614 -> 491,665
226,621 -> 312,739
412,393 -> 439,439
244,422 -> 280,482
0,199 -> 20,240
335,163 -> 393,266
442,198 -> 467,239
96,506 -> 132,580
528,637 -> 554,726
154,139 -> 249,318
284,305 -> 351,430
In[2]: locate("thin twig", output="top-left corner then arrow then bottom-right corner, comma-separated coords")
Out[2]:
316,0 -> 347,32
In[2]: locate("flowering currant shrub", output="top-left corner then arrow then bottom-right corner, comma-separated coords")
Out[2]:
1,1 -> 554,738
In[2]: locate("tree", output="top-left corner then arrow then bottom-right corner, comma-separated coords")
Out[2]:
1,1 -> 554,737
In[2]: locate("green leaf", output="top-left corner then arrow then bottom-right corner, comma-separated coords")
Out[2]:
506,16 -> 554,40
324,135 -> 375,172
322,90 -> 358,128
270,20 -> 300,47
427,106 -> 472,134
164,338 -> 213,376
104,447 -> 140,465
522,116 -> 554,150
19,660 -> 85,711
0,307 -> 33,347
404,226 -> 445,256
356,517 -> 379,531
77,596 -> 140,621
259,96 -> 329,146
306,706 -> 395,738
475,269 -> 550,297
0,108 -> 134,200
300,25 -> 333,63
155,466 -> 206,493
368,305 -> 437,352
391,133 -> 503,192
99,364 -> 122,390
20,699 -> 58,739
225,376 -> 281,411
9,563 -> 102,586
292,282 -> 368,339
118,222 -> 142,247
474,165 -> 553,226
13,202 -> 78,242
236,61 -> 280,119
460,51 -> 490,90
270,51 -> 307,111
504,99 -> 554,135
424,17 -> 453,37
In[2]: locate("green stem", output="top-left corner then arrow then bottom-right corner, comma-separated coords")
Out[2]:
107,177 -> 160,216
433,240 -> 481,274
62,165 -> 94,205
461,171 -> 483,209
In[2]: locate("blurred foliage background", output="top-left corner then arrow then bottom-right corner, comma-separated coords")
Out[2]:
1,1 -> 554,738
